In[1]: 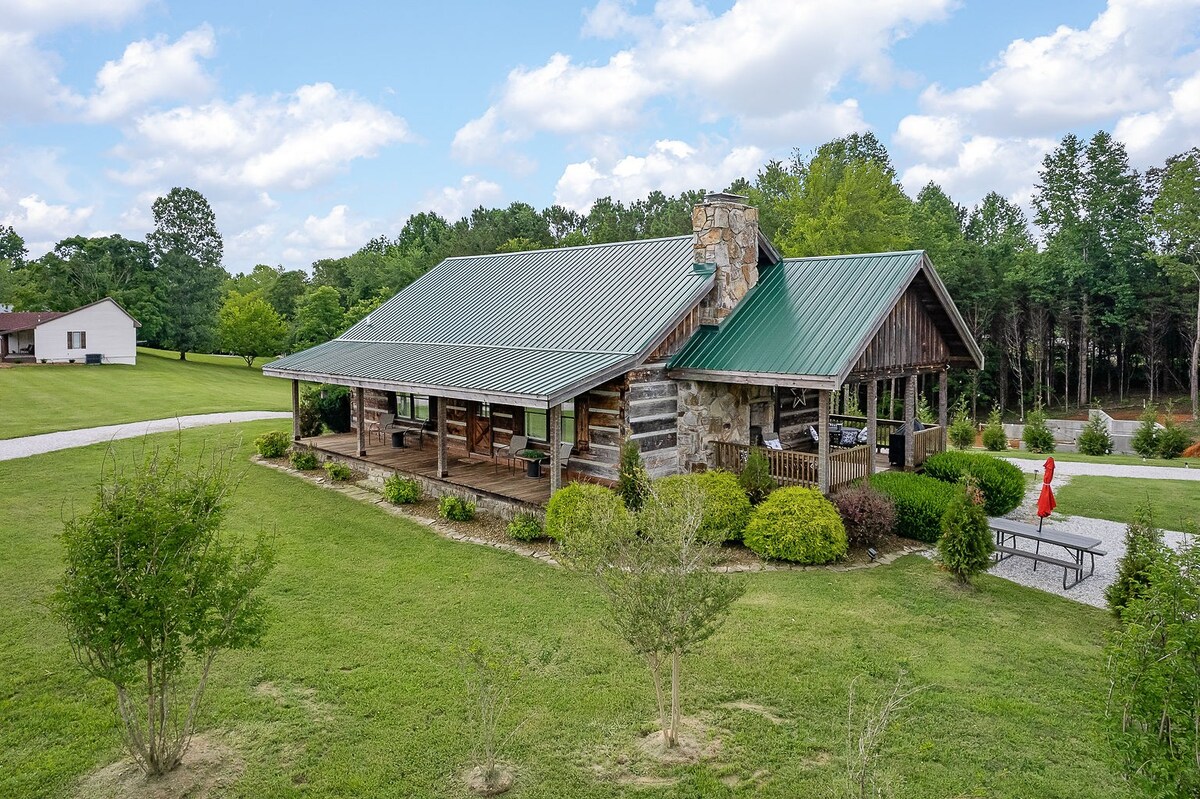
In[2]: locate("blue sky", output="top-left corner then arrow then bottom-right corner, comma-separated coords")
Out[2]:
1,0 -> 1197,272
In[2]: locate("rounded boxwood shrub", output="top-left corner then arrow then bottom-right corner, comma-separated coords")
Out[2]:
922,451 -> 1024,516
383,474 -> 421,504
869,472 -> 963,543
254,430 -> 290,458
289,449 -> 319,470
832,483 -> 895,548
324,461 -> 352,482
438,495 -> 476,521
982,409 -> 1008,452
506,513 -> 544,542
743,487 -> 848,564
544,483 -> 630,543
652,470 -> 751,542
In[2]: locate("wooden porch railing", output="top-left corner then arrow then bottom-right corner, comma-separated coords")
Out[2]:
913,426 -> 944,466
712,440 -> 872,492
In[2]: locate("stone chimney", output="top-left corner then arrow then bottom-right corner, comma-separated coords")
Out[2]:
693,192 -> 760,325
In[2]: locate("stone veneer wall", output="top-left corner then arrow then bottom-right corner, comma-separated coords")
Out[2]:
677,380 -> 774,472
693,196 -> 761,325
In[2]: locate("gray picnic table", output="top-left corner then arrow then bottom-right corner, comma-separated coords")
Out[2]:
988,517 -> 1108,590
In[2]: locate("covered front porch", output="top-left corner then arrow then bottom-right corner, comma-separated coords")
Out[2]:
0,330 -> 36,362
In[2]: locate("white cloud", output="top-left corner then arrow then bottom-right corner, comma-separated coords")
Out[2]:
920,0 -> 1200,135
0,31 -> 81,119
284,205 -> 372,255
87,25 -> 217,122
554,139 -> 765,211
454,0 -> 953,163
1114,70 -> 1200,163
0,194 -> 93,255
114,82 -> 412,191
0,0 -> 149,34
420,175 -> 505,220
898,134 -> 1056,210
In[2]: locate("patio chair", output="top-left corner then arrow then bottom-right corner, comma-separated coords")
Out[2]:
556,441 -> 574,480
494,434 -> 528,474
372,412 -> 397,444
763,433 -> 784,451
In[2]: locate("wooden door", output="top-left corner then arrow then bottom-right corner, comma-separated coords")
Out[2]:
468,402 -> 493,456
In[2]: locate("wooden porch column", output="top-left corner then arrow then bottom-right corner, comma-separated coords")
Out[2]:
938,369 -> 949,450
904,374 -> 917,470
436,397 -> 448,477
548,403 -> 563,494
866,380 -> 878,475
355,386 -> 367,455
291,379 -> 301,441
818,389 -> 831,494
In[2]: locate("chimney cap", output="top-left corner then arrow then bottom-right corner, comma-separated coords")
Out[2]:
703,191 -> 749,204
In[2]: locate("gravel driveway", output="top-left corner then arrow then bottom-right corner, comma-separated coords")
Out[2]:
1003,457 -> 1200,481
0,412 -> 292,461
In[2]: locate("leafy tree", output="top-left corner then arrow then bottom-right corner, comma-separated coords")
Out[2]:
51,442 -> 273,776
218,292 -> 287,366
291,285 -> 346,350
616,440 -> 651,511
557,482 -> 746,748
146,188 -> 226,359
1106,532 -> 1200,795
0,224 -> 27,265
268,269 -> 309,320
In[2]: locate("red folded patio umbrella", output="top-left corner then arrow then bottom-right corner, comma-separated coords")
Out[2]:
1037,457 -> 1056,531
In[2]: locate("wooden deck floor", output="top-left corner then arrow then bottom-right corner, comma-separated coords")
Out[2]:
302,432 -> 552,506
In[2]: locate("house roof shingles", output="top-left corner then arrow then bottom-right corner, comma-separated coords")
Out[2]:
265,236 -> 715,406
0,311 -> 65,333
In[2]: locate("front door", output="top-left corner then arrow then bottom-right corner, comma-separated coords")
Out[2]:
468,402 -> 493,456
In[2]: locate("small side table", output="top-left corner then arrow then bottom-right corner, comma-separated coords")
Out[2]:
515,454 -> 547,478
391,430 -> 409,448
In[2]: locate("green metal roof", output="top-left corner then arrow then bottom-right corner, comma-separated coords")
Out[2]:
265,235 -> 713,406
668,250 -> 982,387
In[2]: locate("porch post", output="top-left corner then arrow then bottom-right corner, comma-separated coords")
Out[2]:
938,368 -> 949,450
436,397 -> 448,477
548,403 -> 563,494
904,374 -> 916,470
291,379 -> 301,441
355,386 -> 367,456
866,379 -> 878,475
818,389 -> 831,493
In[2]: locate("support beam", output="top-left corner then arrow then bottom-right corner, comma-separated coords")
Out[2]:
436,397 -> 448,477
355,386 -> 366,456
818,389 -> 831,493
291,379 -> 301,441
866,380 -> 878,476
904,374 -> 917,470
938,369 -> 949,450
548,403 -> 563,494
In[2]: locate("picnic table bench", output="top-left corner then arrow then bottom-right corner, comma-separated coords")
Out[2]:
988,517 -> 1108,590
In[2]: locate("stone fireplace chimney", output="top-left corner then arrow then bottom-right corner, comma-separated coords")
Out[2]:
693,192 -> 760,326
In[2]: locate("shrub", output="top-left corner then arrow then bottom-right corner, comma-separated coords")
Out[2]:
254,430 -> 290,458
383,474 -> 421,504
1131,406 -> 1160,458
653,471 -> 751,542
506,513 -> 544,542
1022,406 -> 1055,453
982,409 -> 1008,452
743,487 -> 848,564
869,472 -> 963,543
289,449 -> 318,470
922,451 -> 1025,516
438,495 -> 476,521
948,402 -> 976,450
1105,503 -> 1166,619
323,461 -> 352,481
300,383 -> 351,434
544,483 -> 630,543
616,440 -> 651,511
739,448 -> 776,504
832,483 -> 895,548
916,394 -> 935,425
1076,414 -> 1113,456
1157,403 -> 1192,459
937,483 -> 994,584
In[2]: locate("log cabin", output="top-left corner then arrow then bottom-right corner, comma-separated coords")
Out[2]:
264,193 -> 983,512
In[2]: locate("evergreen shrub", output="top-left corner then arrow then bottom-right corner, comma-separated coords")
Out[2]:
383,474 -> 422,504
743,487 -> 848,564
254,430 -> 290,458
653,470 -> 751,542
982,409 -> 1008,451
869,472 -> 963,543
922,451 -> 1024,516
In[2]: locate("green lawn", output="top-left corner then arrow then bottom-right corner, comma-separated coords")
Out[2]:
0,347 -> 289,439
1,422 -> 1129,798
980,448 -> 1200,470
1056,475 -> 1200,532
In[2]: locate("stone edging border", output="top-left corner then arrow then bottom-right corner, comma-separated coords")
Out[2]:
252,457 -> 923,573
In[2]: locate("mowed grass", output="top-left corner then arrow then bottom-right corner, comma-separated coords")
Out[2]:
983,448 -> 1200,470
1,422 -> 1128,798
0,347 -> 288,439
1056,475 -> 1200,532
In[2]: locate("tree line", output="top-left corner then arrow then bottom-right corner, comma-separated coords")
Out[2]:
2,131 -> 1197,418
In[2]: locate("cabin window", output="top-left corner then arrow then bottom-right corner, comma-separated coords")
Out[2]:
524,401 -> 574,443
67,331 -> 86,349
395,393 -> 412,418
477,402 -> 491,419
413,396 -> 430,421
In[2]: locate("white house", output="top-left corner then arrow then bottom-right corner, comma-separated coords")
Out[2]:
0,297 -> 140,365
